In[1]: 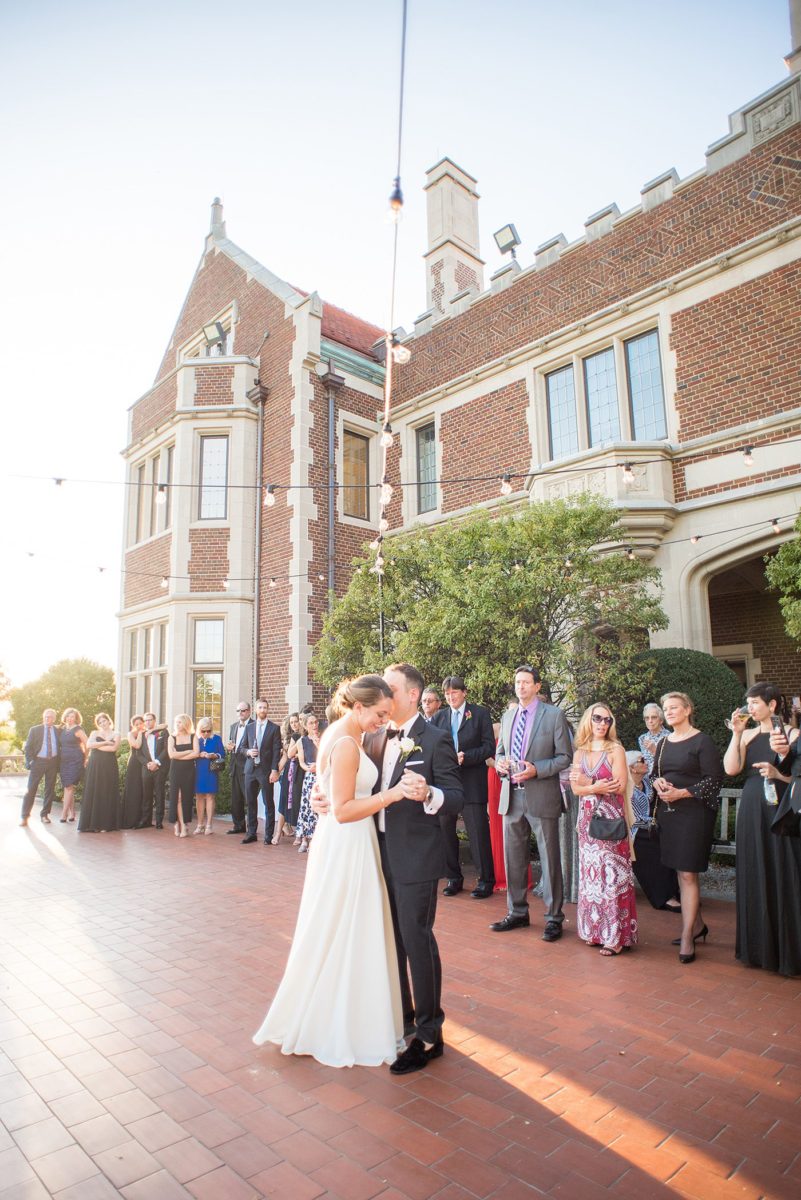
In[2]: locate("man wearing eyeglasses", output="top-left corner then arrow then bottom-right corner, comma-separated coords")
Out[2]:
491,665 -> 572,941
226,702 -> 254,835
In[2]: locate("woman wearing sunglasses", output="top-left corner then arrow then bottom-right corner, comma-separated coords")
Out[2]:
570,705 -> 637,957
652,692 -> 723,963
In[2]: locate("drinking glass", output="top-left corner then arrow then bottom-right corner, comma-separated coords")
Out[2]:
724,706 -> 750,732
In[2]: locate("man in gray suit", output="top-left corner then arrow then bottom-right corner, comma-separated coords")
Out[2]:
491,665 -> 572,941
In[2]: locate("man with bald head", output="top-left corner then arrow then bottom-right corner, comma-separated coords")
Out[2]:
21,709 -> 60,826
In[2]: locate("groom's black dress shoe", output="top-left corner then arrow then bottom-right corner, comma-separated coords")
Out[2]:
442,879 -> 463,896
489,914 -> 530,932
542,921 -> 563,942
471,884 -> 494,899
389,1037 -> 444,1075
241,834 -> 257,844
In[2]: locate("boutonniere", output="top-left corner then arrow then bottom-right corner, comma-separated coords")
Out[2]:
399,737 -> 422,759
464,710 -> 473,722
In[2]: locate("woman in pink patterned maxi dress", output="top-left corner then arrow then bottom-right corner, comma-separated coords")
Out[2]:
570,704 -> 638,956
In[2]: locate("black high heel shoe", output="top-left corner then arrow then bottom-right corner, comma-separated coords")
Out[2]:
672,923 -> 708,947
678,950 -> 696,964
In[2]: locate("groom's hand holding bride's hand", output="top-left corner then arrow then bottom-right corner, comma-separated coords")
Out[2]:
400,770 -> 430,803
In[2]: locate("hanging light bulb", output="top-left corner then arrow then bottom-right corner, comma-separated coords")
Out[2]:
160,575 -> 169,589
380,479 -> 393,505
318,573 -> 325,581
263,484 -> 276,507
500,473 -> 513,496
690,535 -> 700,545
622,462 -> 635,485
513,561 -> 522,572
269,577 -> 277,588
222,577 -> 230,590
379,516 -> 389,532
742,445 -> 754,467
626,547 -> 635,561
391,341 -> 412,365
772,518 -> 781,534
54,477 -> 64,487
388,176 -> 404,222
369,535 -> 383,550
155,484 -> 167,506
564,556 -> 573,569
380,422 -> 393,448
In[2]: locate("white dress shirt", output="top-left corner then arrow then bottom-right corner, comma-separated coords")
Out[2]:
378,716 -> 444,831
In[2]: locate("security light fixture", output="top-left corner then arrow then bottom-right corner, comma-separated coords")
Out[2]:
202,321 -> 226,346
493,223 -> 521,259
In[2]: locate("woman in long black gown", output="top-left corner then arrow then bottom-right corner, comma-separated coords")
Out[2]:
120,715 -> 145,829
168,715 -> 199,838
78,714 -> 121,832
724,682 -> 801,977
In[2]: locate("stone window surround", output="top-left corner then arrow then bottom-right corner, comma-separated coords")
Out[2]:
128,442 -> 175,548
196,431 -> 230,523
124,619 -> 168,728
336,409 -> 381,529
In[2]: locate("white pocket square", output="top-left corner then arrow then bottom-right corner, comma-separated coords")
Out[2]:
404,759 -> 424,766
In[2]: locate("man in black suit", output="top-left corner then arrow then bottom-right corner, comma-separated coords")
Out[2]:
372,663 -> 463,1075
433,675 -> 496,899
20,709 -> 60,826
136,712 -> 169,828
242,699 -> 281,844
226,701 -> 253,834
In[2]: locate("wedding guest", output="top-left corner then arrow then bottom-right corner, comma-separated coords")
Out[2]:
652,691 -> 723,964
226,701 -> 253,835
137,712 -> 169,828
274,713 -> 302,843
59,708 -> 88,823
195,717 -> 225,835
638,703 -> 669,775
421,689 -> 442,722
20,709 -> 60,826
627,750 -> 681,912
242,699 -> 281,845
120,715 -> 145,828
295,713 -> 322,853
487,702 -> 520,892
168,715 -> 199,838
570,705 -> 637,956
724,683 -> 801,977
78,714 -> 120,832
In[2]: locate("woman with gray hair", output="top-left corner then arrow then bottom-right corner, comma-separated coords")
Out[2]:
638,703 -> 669,775
627,750 -> 681,913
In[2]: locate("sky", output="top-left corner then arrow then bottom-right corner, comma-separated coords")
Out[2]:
0,0 -> 793,689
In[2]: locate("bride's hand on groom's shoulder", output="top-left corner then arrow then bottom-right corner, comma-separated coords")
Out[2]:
310,780 -> 329,815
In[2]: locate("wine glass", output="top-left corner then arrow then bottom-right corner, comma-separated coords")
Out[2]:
724,706 -> 750,732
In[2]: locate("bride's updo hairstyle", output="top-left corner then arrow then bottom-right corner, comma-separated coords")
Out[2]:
332,674 -> 393,717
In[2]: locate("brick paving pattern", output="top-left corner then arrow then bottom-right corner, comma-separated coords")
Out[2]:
1,779 -> 799,1199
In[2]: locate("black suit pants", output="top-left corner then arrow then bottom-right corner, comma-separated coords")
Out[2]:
379,834 -> 443,1045
246,777 -> 274,840
230,762 -> 247,831
22,759 -> 59,819
140,766 -> 166,825
440,803 -> 495,886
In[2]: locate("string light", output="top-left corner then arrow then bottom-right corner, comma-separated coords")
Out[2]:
380,479 -> 393,505
160,576 -> 169,589
742,445 -> 754,467
54,477 -> 64,487
380,422 -> 393,449
500,473 -> 513,496
263,484 -> 276,507
690,535 -> 700,545
269,577 -> 277,588
379,516 -> 389,532
369,535 -> 383,550
155,484 -> 167,506
388,177 -> 404,223
626,547 -> 636,560
564,556 -> 573,569
772,518 -> 781,534
391,340 -> 411,365
222,577 -> 230,590
622,462 -> 635,485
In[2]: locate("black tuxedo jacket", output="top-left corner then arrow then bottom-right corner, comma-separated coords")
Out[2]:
136,729 -> 169,770
228,719 -> 254,775
433,702 -> 495,805
365,716 -> 463,885
24,724 -> 61,770
243,719 -> 281,782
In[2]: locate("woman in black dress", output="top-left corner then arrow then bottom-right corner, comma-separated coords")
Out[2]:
652,692 -> 723,963
168,715 -> 199,838
78,714 -> 121,833
120,715 -> 145,829
59,708 -> 88,823
724,683 -> 801,977
273,712 -> 301,844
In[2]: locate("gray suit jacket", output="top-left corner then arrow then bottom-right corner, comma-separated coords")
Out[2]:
496,701 -> 572,818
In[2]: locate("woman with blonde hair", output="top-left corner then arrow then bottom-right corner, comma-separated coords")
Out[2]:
570,703 -> 637,956
295,712 -> 322,853
78,714 -> 120,833
652,692 -> 722,963
194,716 -> 225,834
168,715 -> 199,837
254,673 -> 408,1066
58,708 -> 87,823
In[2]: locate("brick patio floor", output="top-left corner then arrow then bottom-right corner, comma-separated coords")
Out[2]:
1,778 -> 799,1200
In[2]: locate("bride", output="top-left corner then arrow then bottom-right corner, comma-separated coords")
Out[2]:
253,674 -> 406,1067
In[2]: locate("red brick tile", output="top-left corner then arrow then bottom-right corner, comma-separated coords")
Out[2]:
310,1154 -> 388,1199
328,1126 -> 396,1169
119,1169 -> 194,1199
70,1113 -> 130,1155
29,1143 -> 99,1192
182,1110 -> 245,1150
102,1088 -> 161,1125
184,1164 -> 264,1199
92,1141 -> 161,1188
430,1149 -> 509,1197
126,1112 -> 189,1152
152,1138 -> 224,1185
247,1160 -> 327,1199
11,1118 -> 74,1159
371,1152 -> 450,1199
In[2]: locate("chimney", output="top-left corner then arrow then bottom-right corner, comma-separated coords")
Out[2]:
787,0 -> 801,73
206,197 -> 226,251
423,158 -> 484,320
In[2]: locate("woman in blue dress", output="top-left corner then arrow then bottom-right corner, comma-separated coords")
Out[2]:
194,716 -> 226,834
59,708 -> 88,823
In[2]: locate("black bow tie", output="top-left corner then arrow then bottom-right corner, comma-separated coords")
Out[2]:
385,727 -> 400,739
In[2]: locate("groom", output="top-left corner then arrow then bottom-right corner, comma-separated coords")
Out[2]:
370,663 -> 464,1074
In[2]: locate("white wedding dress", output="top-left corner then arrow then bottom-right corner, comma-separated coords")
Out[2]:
253,738 -> 403,1067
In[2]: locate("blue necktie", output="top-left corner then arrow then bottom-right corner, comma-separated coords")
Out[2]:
451,710 -> 460,750
511,708 -> 527,762
44,728 -> 53,758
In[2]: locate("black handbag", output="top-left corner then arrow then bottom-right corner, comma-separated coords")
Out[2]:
209,756 -> 226,774
771,778 -> 801,838
588,802 -> 627,842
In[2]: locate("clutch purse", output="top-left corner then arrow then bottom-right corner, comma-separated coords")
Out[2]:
209,756 -> 226,774
588,801 -> 627,842
771,778 -> 801,838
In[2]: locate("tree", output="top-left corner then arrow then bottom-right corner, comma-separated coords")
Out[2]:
765,512 -> 801,645
312,496 -> 667,719
10,659 -> 116,738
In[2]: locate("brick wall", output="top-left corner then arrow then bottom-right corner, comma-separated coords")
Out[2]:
194,364 -> 235,405
441,379 -> 530,512
188,528 -> 230,592
131,375 -> 177,444
124,535 -> 172,607
709,587 -> 801,696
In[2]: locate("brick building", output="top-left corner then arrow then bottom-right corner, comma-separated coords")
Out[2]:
118,64 -> 801,729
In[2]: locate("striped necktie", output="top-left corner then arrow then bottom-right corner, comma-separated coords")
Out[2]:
511,708 -> 527,762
